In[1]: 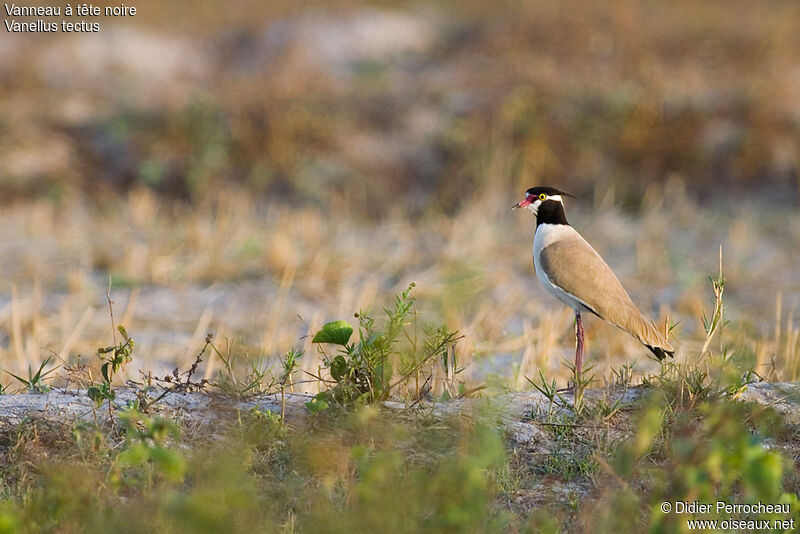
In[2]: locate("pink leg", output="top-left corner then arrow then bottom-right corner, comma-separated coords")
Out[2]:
558,310 -> 585,394
575,310 -> 584,381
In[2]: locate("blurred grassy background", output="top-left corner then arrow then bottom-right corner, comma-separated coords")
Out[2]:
0,0 -> 799,389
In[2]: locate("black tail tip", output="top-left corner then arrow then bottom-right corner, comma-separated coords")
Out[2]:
647,345 -> 674,361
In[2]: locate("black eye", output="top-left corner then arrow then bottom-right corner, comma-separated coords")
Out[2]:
538,193 -> 547,201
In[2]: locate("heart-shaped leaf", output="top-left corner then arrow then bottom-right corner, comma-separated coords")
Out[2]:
305,396 -> 330,414
312,320 -> 353,346
330,355 -> 348,382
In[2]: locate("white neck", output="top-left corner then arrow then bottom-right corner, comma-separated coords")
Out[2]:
534,223 -> 577,252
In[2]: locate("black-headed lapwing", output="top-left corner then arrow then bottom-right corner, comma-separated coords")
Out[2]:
513,186 -> 673,387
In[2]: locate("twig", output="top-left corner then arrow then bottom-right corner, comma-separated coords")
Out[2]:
700,246 -> 725,357
528,420 -> 608,430
457,385 -> 487,399
106,278 -> 117,347
301,369 -> 337,384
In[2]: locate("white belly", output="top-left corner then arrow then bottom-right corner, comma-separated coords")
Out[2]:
532,223 -> 593,313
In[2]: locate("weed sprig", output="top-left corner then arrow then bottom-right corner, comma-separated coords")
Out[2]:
307,283 -> 463,411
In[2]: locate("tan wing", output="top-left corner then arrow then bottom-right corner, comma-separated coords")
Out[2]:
539,234 -> 673,355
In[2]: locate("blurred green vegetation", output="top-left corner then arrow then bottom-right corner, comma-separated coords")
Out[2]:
1,378 -> 798,533
1,284 -> 799,533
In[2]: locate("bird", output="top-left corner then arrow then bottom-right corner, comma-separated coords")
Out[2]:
513,186 -> 673,390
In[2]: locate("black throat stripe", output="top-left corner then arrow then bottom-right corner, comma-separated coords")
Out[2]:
536,199 -> 569,226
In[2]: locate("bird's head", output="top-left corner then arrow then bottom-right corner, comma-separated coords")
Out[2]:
512,186 -> 572,216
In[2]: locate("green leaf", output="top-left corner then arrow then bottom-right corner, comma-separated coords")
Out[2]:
5,370 -> 30,387
330,355 -> 348,382
118,325 -> 129,341
312,320 -> 354,346
88,384 -> 114,407
305,396 -> 330,414
87,386 -> 103,406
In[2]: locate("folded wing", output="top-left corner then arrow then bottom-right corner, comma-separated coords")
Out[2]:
539,234 -> 674,359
